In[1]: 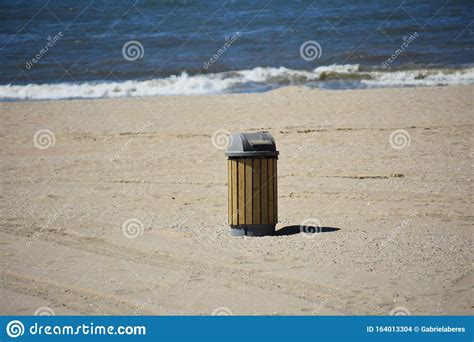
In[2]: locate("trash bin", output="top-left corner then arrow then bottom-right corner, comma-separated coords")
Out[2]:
225,132 -> 279,236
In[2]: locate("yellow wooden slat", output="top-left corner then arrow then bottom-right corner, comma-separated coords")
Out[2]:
274,159 -> 278,223
252,159 -> 261,224
268,158 -> 274,224
245,159 -> 253,224
238,159 -> 245,225
228,159 -> 231,224
261,158 -> 268,224
231,159 -> 238,225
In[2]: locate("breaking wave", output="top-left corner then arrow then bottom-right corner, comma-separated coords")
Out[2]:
1,64 -> 473,101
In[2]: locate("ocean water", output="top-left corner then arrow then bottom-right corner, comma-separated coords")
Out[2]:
0,0 -> 473,100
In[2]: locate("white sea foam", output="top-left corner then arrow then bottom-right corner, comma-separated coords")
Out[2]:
1,64 -> 473,101
361,68 -> 474,87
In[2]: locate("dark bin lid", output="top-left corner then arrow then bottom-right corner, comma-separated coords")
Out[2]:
226,132 -> 279,158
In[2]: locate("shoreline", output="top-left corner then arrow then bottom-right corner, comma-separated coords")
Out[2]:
1,63 -> 473,101
0,83 -> 471,104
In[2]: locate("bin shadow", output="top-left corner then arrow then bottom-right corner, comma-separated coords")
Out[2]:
275,225 -> 340,236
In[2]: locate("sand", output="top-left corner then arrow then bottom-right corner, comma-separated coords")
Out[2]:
0,85 -> 472,315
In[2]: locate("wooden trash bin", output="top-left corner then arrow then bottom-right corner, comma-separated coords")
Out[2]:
225,133 -> 279,236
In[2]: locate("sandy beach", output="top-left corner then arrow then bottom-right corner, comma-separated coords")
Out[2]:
0,85 -> 472,315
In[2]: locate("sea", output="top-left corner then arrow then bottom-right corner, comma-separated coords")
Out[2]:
0,0 -> 473,100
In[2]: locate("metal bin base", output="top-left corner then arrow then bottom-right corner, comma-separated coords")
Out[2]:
230,224 -> 275,237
